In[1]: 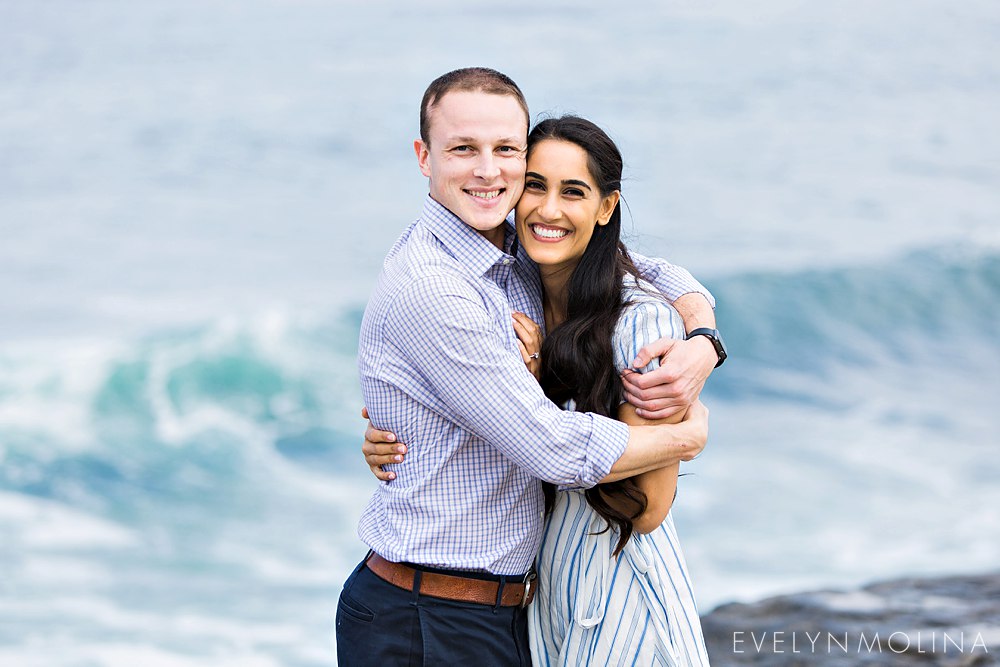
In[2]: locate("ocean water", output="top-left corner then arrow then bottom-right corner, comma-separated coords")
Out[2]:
2,1 -> 999,665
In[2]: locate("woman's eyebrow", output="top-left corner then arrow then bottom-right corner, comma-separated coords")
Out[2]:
560,179 -> 592,191
524,173 -> 593,191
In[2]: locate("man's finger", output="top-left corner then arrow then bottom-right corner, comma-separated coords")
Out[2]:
365,425 -> 397,444
631,337 -> 678,369
361,406 -> 369,419
369,465 -> 396,482
621,373 -> 684,402
366,453 -> 404,466
622,383 -> 686,416
621,365 -> 680,391
635,404 -> 685,421
363,441 -> 406,457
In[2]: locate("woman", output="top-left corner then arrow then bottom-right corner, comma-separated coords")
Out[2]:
366,116 -> 710,666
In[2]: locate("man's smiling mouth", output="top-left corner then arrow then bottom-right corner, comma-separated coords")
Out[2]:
466,189 -> 503,200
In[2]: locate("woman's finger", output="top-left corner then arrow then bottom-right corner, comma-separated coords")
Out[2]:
516,338 -> 531,364
512,315 -> 542,360
512,312 -> 541,341
512,314 -> 530,343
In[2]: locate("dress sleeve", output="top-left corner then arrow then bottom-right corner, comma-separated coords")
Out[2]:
613,297 -> 687,376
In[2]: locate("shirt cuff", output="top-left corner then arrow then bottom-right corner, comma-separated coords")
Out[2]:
575,413 -> 630,488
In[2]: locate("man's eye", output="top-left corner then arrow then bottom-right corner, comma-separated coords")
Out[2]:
453,146 -> 472,152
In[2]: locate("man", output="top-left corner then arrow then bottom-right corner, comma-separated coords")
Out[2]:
337,68 -> 725,666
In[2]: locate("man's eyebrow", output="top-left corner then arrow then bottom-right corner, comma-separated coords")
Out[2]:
447,136 -> 525,145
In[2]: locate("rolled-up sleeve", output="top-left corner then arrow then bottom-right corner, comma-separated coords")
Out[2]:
630,251 -> 715,308
382,273 -> 628,487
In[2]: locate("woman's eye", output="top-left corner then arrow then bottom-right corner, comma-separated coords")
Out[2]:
564,188 -> 584,197
525,181 -> 544,191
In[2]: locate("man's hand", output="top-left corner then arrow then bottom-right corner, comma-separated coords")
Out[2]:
675,398 -> 709,461
360,407 -> 406,482
602,399 -> 709,482
621,335 -> 718,420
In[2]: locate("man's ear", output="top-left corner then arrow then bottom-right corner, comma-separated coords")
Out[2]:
415,139 -> 431,177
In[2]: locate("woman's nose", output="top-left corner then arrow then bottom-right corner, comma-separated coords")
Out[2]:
537,195 -> 561,221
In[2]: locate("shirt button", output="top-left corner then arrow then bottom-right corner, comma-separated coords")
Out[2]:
502,259 -> 511,265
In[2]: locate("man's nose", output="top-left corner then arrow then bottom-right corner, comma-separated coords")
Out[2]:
473,153 -> 501,180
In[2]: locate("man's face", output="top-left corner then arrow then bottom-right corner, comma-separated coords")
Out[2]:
415,91 -> 528,245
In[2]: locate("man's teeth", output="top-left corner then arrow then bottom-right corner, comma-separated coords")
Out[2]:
469,190 -> 501,199
532,225 -> 569,239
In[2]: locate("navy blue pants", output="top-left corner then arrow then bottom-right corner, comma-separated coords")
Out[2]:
336,557 -> 531,666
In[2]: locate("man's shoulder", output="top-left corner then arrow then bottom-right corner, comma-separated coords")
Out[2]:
369,224 -> 487,316
385,219 -> 463,274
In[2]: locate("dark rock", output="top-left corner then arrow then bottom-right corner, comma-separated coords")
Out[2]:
701,571 -> 1000,666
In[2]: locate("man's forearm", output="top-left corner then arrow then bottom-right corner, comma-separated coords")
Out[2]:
600,419 -> 705,483
672,292 -> 716,333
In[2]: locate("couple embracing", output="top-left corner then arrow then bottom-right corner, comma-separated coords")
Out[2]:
338,67 -> 726,666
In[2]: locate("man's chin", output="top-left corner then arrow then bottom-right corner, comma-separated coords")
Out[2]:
462,206 -> 513,233
466,218 -> 507,232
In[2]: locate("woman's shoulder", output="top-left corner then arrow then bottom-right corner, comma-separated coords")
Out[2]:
618,274 -> 680,321
621,274 -> 663,301
612,274 -> 686,371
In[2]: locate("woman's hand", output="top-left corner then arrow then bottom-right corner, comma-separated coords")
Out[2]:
361,407 -> 406,482
512,311 -> 543,380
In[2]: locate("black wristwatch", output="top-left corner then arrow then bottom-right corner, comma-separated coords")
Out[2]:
686,327 -> 727,368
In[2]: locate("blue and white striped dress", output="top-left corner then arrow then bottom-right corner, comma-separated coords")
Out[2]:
528,277 -> 711,667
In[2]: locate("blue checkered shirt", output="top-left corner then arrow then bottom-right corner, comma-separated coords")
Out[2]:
356,196 -> 714,575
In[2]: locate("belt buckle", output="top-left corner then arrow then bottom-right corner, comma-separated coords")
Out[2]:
520,570 -> 537,609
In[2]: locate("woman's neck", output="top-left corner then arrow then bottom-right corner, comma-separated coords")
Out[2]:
539,263 -> 575,331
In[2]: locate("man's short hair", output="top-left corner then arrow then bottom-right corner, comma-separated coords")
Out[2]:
419,67 -> 529,145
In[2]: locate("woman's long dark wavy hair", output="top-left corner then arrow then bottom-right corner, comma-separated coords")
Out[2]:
532,116 -> 646,556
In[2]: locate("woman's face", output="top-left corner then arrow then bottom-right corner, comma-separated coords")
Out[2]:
515,139 -> 619,274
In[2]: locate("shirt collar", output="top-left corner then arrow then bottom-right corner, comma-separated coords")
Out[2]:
421,195 -> 519,277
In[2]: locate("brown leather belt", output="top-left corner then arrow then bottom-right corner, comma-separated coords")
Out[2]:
365,553 -> 536,608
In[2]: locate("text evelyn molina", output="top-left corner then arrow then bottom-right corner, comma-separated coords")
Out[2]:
732,631 -> 990,656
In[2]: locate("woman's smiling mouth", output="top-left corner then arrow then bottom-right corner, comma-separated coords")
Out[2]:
530,223 -> 570,240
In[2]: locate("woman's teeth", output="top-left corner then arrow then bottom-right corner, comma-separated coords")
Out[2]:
531,225 -> 569,239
